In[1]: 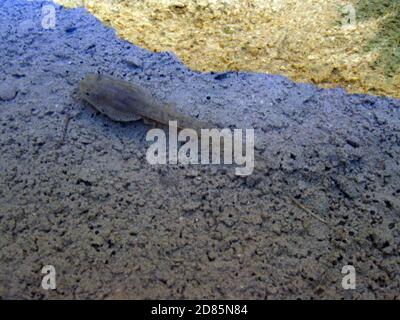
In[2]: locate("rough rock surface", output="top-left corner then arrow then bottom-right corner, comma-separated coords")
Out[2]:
0,1 -> 399,299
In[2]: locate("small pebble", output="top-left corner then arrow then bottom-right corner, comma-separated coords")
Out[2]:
0,83 -> 18,101
123,57 -> 143,69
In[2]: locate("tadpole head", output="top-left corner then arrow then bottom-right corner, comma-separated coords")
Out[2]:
79,74 -> 100,99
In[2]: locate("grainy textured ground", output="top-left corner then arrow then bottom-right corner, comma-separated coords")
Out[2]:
0,1 -> 399,299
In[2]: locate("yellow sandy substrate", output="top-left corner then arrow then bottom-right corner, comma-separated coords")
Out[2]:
55,0 -> 400,98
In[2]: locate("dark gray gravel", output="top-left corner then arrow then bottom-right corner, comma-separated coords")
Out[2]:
0,0 -> 399,299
